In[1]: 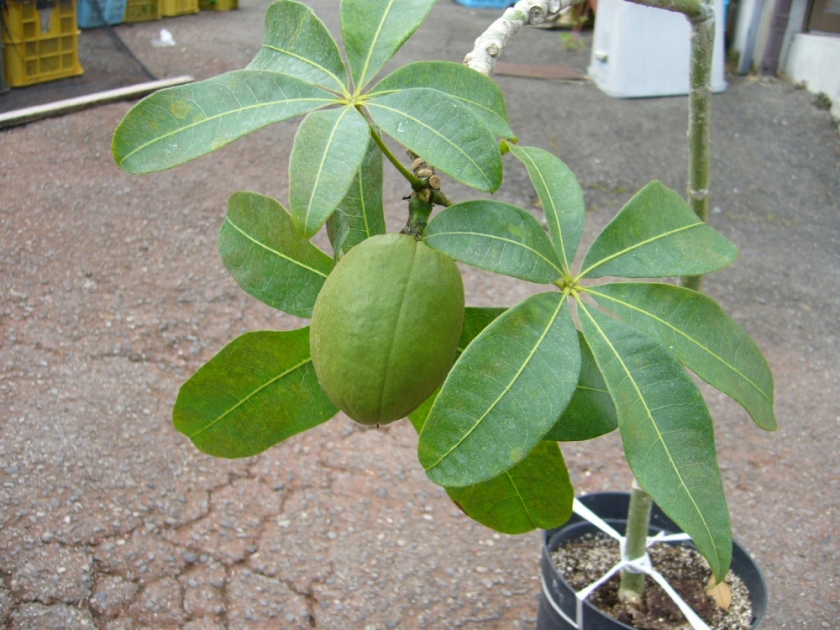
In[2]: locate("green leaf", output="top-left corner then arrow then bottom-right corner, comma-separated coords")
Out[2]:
408,388 -> 438,434
419,292 -> 581,487
365,88 -> 503,193
578,181 -> 738,279
218,192 -> 334,318
446,441 -> 574,534
370,61 -> 514,137
458,306 -> 508,354
325,134 -> 385,258
507,145 -> 585,271
174,329 -> 338,459
248,0 -> 348,93
577,301 -> 732,580
410,307 -> 574,534
113,71 -> 335,174
340,0 -> 438,90
289,106 -> 371,238
587,282 -> 776,431
424,200 -> 563,284
409,306 -> 507,433
545,332 -> 618,441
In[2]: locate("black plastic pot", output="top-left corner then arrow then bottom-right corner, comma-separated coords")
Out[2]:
536,492 -> 767,630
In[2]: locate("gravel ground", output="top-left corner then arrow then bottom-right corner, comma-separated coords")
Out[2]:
1,1 -> 839,628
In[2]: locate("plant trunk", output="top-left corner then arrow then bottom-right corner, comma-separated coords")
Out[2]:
618,480 -> 653,604
682,11 -> 715,291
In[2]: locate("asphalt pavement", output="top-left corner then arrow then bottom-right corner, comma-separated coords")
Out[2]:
1,1 -> 838,628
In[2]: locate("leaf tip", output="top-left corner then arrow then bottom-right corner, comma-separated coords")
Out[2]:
756,412 -> 778,432
487,168 -> 504,194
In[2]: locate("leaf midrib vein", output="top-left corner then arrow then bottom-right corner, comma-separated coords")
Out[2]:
578,222 -> 702,279
303,107 -> 353,233
577,301 -> 718,560
367,87 -> 507,126
505,470 -> 538,528
188,357 -> 311,438
356,0 -> 397,88
224,217 -> 330,278
577,385 -> 608,394
424,230 -> 562,278
259,44 -> 346,92
358,159 -> 372,238
426,294 -> 566,473
515,149 -> 569,269
119,95 -> 335,164
587,287 -> 772,405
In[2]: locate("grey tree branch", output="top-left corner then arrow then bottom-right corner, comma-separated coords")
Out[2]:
463,0 -> 587,76
463,0 -> 711,76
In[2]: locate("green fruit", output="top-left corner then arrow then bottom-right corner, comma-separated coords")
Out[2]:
310,233 -> 465,425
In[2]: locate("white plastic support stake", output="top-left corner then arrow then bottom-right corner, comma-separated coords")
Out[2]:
542,499 -> 714,630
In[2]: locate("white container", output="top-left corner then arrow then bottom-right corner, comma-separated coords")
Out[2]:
588,0 -> 727,98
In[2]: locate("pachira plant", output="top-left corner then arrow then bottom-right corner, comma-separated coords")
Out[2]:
112,0 -> 776,609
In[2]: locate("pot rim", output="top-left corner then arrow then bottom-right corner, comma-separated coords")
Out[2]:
539,492 -> 768,630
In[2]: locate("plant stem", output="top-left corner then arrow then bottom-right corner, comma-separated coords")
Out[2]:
401,192 -> 434,239
681,10 -> 715,291
618,480 -> 653,605
367,125 -> 425,191
613,0 -> 714,602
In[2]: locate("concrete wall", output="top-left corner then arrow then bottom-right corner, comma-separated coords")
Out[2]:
733,0 -> 840,127
782,33 -> 840,120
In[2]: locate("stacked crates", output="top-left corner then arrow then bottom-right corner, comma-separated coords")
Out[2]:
123,0 -> 160,22
160,0 -> 197,17
1,41 -> 10,93
1,0 -> 84,87
199,0 -> 236,11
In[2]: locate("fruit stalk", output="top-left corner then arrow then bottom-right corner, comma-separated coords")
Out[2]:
366,124 -> 426,190
402,192 -> 434,239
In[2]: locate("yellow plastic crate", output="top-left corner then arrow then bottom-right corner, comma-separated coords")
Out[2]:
160,0 -> 197,17
1,43 -> 9,93
2,0 -> 84,88
124,0 -> 160,22
199,0 -> 236,11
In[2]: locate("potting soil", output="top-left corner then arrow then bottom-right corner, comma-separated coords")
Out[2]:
551,533 -> 753,630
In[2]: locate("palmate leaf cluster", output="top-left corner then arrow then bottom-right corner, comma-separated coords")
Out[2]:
112,0 -> 776,583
